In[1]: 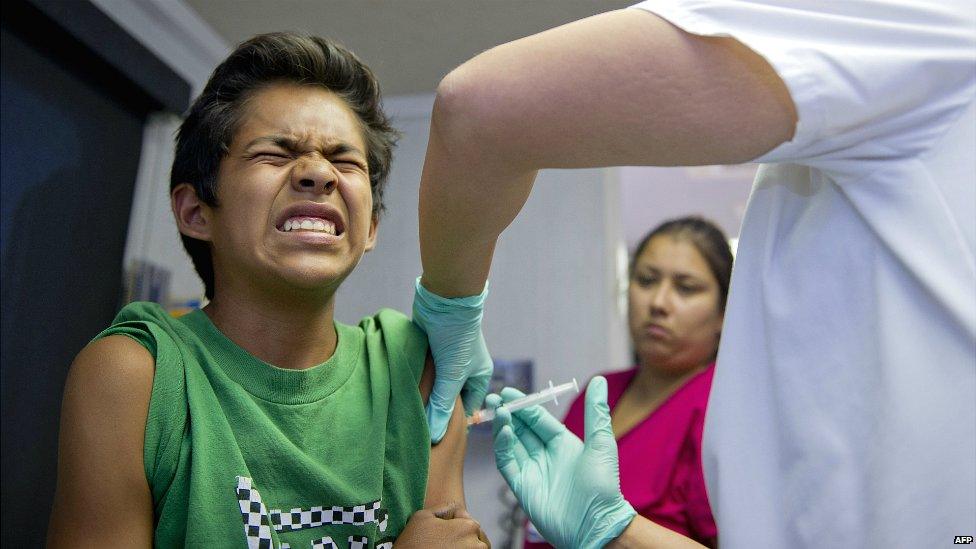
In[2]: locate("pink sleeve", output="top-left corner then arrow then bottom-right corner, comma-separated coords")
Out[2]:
562,390 -> 587,439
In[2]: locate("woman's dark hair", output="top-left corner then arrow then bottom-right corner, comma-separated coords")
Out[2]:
631,216 -> 734,312
170,32 -> 399,299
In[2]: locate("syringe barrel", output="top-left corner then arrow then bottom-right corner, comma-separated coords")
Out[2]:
503,379 -> 579,413
467,378 -> 580,426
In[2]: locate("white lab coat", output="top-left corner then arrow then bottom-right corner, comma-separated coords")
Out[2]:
632,1 -> 975,547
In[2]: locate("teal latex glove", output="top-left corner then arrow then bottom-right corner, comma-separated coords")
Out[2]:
489,377 -> 636,549
412,277 -> 493,443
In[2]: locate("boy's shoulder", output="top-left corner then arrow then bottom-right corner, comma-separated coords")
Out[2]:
92,301 -> 189,359
110,300 -> 180,326
71,332 -> 157,392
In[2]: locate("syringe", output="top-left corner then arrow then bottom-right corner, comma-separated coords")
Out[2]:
467,378 -> 580,426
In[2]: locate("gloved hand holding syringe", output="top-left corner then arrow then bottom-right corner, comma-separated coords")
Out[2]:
468,378 -> 580,425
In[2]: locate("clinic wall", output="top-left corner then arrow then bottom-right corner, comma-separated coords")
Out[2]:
620,165 -> 756,252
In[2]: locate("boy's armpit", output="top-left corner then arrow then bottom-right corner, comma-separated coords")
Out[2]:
47,335 -> 155,547
420,352 -> 469,509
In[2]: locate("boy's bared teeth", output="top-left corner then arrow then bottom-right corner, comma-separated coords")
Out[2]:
282,217 -> 336,235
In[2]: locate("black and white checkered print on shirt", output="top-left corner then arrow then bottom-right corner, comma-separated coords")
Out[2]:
237,475 -> 390,547
310,537 -> 337,549
347,535 -> 368,549
236,476 -> 276,549
270,499 -> 387,533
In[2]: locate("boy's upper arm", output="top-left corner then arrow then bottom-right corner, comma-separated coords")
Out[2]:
47,335 -> 155,548
419,352 -> 468,509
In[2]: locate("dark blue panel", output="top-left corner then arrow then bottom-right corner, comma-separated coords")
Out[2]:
0,21 -> 148,544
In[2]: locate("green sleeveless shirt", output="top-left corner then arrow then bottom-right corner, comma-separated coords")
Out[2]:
95,302 -> 430,548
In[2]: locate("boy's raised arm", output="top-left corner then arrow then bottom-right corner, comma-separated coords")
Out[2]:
47,336 -> 155,548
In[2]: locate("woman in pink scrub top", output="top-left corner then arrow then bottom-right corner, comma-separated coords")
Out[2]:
525,216 -> 733,548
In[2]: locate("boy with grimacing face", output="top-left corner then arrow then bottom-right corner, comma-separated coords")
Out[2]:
47,33 -> 485,548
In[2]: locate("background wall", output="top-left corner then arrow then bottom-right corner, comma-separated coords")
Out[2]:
620,165 -> 756,254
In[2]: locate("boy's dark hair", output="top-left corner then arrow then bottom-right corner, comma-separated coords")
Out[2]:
171,32 -> 398,299
631,216 -> 734,313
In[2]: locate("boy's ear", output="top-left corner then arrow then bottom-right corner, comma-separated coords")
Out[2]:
171,183 -> 213,242
364,213 -> 379,252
